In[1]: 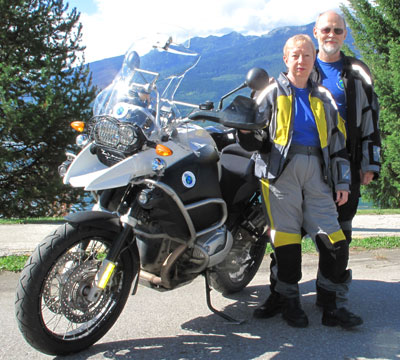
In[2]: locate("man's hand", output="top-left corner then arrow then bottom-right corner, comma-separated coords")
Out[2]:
360,170 -> 374,185
336,190 -> 349,206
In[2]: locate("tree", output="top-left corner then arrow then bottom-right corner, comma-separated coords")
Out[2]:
0,0 -> 96,218
341,0 -> 400,207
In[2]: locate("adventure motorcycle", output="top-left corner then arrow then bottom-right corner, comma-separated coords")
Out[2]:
15,33 -> 270,356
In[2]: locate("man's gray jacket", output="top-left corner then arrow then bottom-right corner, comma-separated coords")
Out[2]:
311,52 -> 381,183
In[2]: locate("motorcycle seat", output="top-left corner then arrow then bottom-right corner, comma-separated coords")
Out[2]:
219,144 -> 258,205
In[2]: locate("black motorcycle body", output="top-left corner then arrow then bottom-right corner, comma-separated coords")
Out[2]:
15,33 -> 270,356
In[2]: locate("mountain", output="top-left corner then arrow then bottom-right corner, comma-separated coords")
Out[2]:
88,22 -> 354,105
88,54 -> 124,91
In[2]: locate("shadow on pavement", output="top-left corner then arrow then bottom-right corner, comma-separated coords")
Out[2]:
56,278 -> 400,360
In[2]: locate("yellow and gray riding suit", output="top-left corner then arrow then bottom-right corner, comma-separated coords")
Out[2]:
238,73 -> 352,309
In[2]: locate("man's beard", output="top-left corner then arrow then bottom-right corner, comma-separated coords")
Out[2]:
321,43 -> 340,56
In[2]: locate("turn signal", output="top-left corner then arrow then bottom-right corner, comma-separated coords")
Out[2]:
70,121 -> 85,132
155,144 -> 173,156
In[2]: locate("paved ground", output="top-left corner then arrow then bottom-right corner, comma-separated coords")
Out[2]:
1,215 -> 399,359
1,248 -> 400,359
351,214 -> 400,238
1,214 -> 400,257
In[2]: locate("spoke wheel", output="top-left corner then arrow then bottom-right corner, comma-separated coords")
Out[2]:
207,226 -> 268,294
15,223 -> 135,356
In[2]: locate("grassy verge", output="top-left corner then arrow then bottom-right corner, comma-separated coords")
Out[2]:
1,210 -> 399,272
0,255 -> 30,272
0,217 -> 64,224
356,208 -> 400,215
2,236 -> 399,273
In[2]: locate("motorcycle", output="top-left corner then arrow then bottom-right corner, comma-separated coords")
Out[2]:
15,33 -> 270,356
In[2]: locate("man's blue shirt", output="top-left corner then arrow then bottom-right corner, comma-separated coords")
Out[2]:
315,57 -> 346,121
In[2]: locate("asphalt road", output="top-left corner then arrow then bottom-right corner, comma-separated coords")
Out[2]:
1,247 -> 400,359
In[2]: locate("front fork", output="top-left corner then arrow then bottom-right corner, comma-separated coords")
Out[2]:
87,214 -> 136,302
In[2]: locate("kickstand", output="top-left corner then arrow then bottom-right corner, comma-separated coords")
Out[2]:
204,273 -> 245,324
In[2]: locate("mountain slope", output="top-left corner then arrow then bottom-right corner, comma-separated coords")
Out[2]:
88,22 -> 354,105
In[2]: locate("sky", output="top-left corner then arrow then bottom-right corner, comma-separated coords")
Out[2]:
66,0 -> 348,63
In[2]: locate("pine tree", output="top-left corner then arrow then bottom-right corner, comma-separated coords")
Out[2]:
0,0 -> 96,217
341,0 -> 400,207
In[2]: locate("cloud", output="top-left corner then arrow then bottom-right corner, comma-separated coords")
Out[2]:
79,0 -> 347,63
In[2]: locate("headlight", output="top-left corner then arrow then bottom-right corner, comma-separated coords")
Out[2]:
91,116 -> 141,153
94,119 -> 119,146
119,125 -> 138,146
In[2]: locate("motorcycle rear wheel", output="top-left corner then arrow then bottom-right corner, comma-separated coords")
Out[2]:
207,226 -> 268,294
15,223 -> 135,356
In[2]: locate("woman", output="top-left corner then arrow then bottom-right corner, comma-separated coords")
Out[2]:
239,34 -> 362,329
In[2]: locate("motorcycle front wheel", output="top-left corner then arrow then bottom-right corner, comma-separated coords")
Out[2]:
207,225 -> 268,294
15,223 -> 136,356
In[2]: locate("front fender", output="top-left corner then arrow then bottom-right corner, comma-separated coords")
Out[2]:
65,211 -> 140,293
65,211 -> 122,233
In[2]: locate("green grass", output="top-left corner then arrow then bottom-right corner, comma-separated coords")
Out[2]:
349,236 -> 400,249
0,217 -> 63,224
1,236 -> 399,272
356,208 -> 400,215
0,255 -> 30,272
1,211 -> 399,272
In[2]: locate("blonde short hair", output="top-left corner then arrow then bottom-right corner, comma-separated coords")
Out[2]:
283,34 -> 316,58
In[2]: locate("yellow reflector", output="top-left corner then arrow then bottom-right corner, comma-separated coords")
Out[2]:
156,144 -> 173,156
70,121 -> 85,132
98,262 -> 115,289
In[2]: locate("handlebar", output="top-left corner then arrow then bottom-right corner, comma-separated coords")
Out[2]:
188,67 -> 269,130
188,95 -> 266,130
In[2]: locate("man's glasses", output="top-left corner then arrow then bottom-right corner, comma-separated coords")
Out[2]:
318,27 -> 345,35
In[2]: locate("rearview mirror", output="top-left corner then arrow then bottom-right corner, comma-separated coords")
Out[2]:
217,67 -> 269,110
245,67 -> 269,91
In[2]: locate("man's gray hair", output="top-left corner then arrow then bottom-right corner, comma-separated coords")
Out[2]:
315,10 -> 347,28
